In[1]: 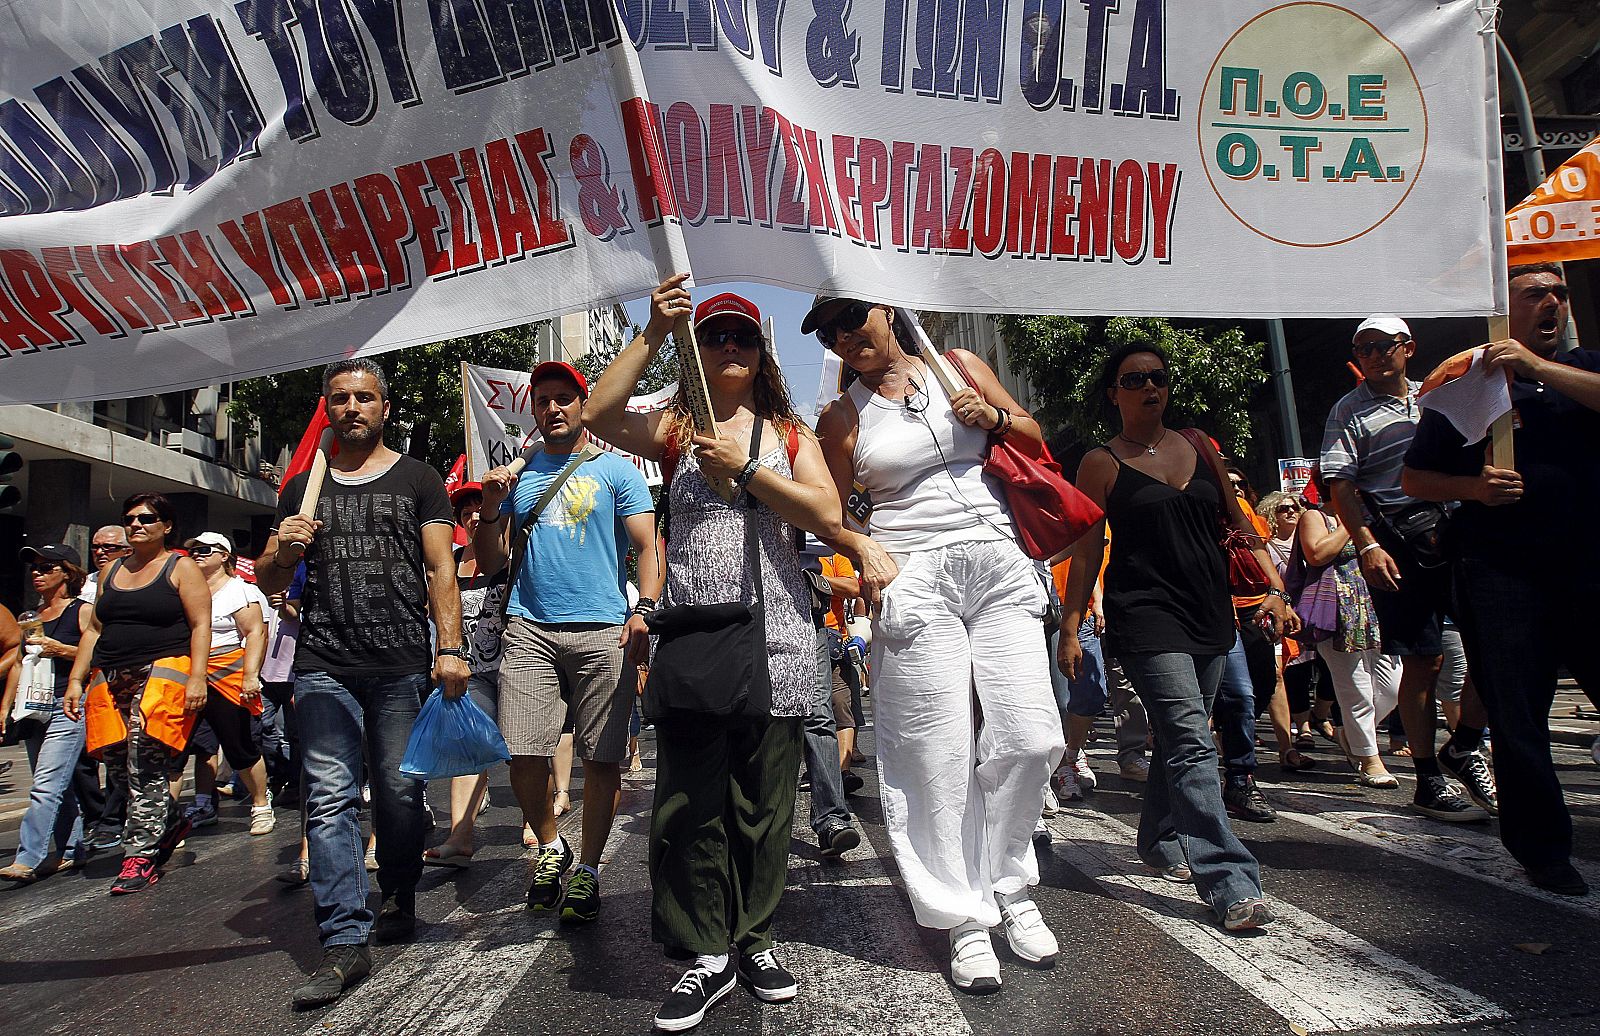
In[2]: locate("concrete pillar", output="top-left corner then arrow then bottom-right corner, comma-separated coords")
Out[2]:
24,459 -> 91,563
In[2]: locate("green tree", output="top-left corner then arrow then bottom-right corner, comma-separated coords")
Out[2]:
997,316 -> 1268,458
229,323 -> 549,474
572,326 -> 680,396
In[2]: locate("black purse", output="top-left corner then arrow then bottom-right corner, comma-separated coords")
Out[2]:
642,422 -> 772,722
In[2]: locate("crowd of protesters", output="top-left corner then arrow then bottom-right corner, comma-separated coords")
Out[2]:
1,261 -> 1598,1030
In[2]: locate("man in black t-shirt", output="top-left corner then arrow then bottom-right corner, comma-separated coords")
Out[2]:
258,359 -> 469,1006
1402,263 -> 1600,899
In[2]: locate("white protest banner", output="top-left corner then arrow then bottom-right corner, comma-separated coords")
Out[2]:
1278,458 -> 1314,495
462,361 -> 674,484
0,0 -> 1503,403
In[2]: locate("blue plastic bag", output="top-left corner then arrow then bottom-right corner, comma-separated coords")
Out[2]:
399,688 -> 511,780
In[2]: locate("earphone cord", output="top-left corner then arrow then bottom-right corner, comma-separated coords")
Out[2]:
904,381 -> 1016,545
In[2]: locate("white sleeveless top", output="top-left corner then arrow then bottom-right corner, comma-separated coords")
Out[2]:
847,365 -> 1014,553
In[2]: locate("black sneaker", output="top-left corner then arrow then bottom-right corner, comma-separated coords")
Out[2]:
739,948 -> 799,1002
291,944 -> 372,1010
1413,774 -> 1490,822
819,822 -> 861,858
561,867 -> 600,924
108,855 -> 158,895
373,895 -> 417,943
151,816 -> 192,868
527,841 -> 573,911
1438,746 -> 1498,816
654,955 -> 738,1031
1525,862 -> 1590,897
1223,777 -> 1277,823
841,771 -> 865,795
84,829 -> 123,854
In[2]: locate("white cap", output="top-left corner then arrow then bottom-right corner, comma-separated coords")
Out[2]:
1352,314 -> 1411,344
184,531 -> 233,554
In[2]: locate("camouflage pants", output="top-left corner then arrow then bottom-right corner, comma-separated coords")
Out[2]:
101,667 -> 180,858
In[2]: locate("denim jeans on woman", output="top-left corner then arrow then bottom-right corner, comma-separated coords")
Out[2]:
294,670 -> 429,947
13,704 -> 86,868
1120,650 -> 1263,917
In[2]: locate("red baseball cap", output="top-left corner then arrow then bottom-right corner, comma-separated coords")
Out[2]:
530,360 -> 588,399
693,292 -> 762,334
449,481 -> 484,508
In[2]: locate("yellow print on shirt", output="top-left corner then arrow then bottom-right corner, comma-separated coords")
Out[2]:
550,475 -> 602,544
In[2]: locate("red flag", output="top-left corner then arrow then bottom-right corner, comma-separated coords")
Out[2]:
280,402 -> 333,496
443,454 -> 467,495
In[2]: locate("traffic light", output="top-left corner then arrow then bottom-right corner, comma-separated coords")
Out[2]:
0,435 -> 22,510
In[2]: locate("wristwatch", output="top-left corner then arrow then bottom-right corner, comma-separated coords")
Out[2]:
733,459 -> 761,489
436,647 -> 469,661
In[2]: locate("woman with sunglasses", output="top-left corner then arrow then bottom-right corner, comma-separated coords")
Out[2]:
587,276 -> 842,1031
175,533 -> 274,835
1254,492 -> 1322,771
0,546 -> 92,883
808,294 -> 1063,994
1061,344 -> 1288,933
64,493 -> 212,895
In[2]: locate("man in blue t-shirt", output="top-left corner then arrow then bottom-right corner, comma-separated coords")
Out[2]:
475,360 -> 663,924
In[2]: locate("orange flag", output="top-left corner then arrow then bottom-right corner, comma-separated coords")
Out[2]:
1505,134 -> 1600,264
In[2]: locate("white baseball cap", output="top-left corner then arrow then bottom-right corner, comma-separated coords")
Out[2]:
1352,314 -> 1411,344
184,531 -> 233,554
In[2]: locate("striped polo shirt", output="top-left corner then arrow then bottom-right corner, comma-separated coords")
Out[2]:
1318,378 -> 1422,520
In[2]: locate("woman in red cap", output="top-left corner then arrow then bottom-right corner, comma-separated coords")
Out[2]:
587,274 -> 842,1033
807,294 -> 1063,994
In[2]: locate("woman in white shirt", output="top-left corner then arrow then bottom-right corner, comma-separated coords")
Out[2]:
178,533 -> 273,835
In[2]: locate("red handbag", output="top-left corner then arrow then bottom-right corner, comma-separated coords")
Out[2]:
944,354 -> 1104,563
1176,429 -> 1270,597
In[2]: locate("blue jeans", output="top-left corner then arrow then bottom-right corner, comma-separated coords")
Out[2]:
805,628 -> 849,836
14,704 -> 86,868
295,670 -> 430,947
1052,620 -> 1111,717
1213,632 -> 1258,785
1121,650 -> 1262,917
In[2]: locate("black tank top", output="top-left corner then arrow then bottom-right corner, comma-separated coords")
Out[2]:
93,555 -> 192,669
43,599 -> 86,695
1100,438 -> 1234,658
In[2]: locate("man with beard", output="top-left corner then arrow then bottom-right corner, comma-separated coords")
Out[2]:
475,361 -> 661,926
259,359 -> 468,1008
1403,263 -> 1598,897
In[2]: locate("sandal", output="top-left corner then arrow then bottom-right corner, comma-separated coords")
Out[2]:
276,858 -> 310,886
1356,767 -> 1400,789
0,862 -> 38,884
552,789 -> 571,818
423,844 -> 474,869
522,823 -> 538,849
1279,750 -> 1318,772
1293,732 -> 1316,750
365,846 -> 379,872
1315,720 -> 1338,742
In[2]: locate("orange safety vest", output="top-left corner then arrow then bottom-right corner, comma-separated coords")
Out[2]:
84,656 -> 197,756
206,646 -> 263,716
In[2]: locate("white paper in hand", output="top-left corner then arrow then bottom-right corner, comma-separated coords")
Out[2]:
1417,348 -> 1512,444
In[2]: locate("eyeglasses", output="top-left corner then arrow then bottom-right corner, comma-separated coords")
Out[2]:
1117,369 -> 1170,390
815,301 -> 873,346
1352,336 -> 1408,359
1275,504 -> 1301,514
29,563 -> 61,575
122,513 -> 163,527
186,546 -> 224,559
91,543 -> 129,554
701,329 -> 763,349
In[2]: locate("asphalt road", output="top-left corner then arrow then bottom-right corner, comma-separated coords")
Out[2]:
4,720 -> 1600,1036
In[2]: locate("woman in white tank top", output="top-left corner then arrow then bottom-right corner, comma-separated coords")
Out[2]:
812,296 -> 1065,995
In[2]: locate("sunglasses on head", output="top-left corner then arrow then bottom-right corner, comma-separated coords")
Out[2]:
701,328 -> 763,349
1117,369 -> 1170,390
123,513 -> 162,527
1352,336 -> 1408,359
815,301 -> 873,346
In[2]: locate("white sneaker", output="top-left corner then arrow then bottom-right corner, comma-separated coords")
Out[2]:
996,888 -> 1059,966
1119,757 -> 1151,782
1071,752 -> 1097,791
249,805 -> 276,836
948,921 -> 1001,993
1052,766 -> 1083,802
1032,817 -> 1051,846
1041,785 -> 1060,817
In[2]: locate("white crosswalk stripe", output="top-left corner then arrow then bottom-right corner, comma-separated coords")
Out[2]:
1045,806 -> 1508,1033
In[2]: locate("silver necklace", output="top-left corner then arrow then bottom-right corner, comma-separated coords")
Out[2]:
1118,428 -> 1166,456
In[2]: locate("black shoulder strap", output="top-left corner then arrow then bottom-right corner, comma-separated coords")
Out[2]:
498,444 -> 601,621
742,419 -> 766,608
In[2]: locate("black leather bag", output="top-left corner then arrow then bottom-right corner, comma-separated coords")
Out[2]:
642,423 -> 772,721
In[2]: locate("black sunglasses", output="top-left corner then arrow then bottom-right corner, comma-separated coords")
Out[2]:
123,513 -> 163,527
91,543 -> 129,553
1275,503 -> 1300,514
1352,336 -> 1408,359
29,563 -> 61,575
815,301 -> 873,346
701,329 -> 763,349
1117,369 -> 1170,390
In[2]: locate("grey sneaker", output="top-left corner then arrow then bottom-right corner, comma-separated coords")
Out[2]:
1222,898 -> 1275,932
